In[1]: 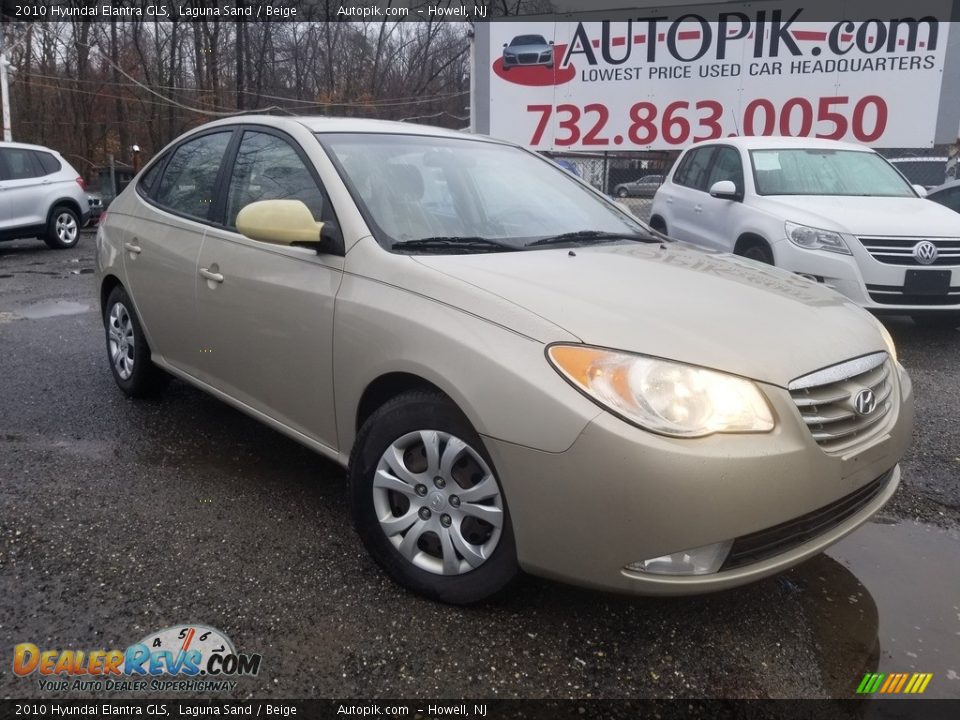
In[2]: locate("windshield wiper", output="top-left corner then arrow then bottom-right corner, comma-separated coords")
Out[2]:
392,236 -> 517,253
526,230 -> 661,247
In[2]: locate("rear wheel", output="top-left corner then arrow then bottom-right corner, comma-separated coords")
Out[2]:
649,216 -> 667,235
44,205 -> 80,249
103,286 -> 169,397
616,188 -> 629,198
911,313 -> 960,329
349,391 -> 518,604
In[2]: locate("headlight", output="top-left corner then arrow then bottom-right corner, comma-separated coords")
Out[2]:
547,345 -> 775,438
785,221 -> 851,255
876,321 -> 898,363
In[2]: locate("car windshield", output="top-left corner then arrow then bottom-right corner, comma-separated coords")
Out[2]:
750,149 -> 915,197
511,35 -> 546,46
318,133 -> 650,252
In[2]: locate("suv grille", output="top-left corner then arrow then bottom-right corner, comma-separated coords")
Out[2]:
858,236 -> 960,266
788,352 -> 895,455
721,469 -> 893,571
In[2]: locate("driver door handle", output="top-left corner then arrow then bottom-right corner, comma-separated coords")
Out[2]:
199,268 -> 224,283
694,204 -> 703,213
124,242 -> 142,254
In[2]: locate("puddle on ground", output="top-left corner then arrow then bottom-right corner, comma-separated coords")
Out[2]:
8,300 -> 92,319
791,520 -> 960,699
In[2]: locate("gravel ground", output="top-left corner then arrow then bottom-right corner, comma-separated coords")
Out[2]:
1,233 -> 958,701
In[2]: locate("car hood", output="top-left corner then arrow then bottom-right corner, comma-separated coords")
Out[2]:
759,195 -> 960,236
413,242 -> 886,388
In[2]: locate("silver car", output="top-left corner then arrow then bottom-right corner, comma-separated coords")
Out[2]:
0,141 -> 89,249
95,117 -> 913,604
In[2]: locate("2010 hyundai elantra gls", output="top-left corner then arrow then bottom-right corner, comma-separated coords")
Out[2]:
95,117 -> 913,604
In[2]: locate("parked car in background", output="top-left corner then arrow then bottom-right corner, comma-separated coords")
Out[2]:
97,116 -> 912,603
501,34 -> 554,69
615,174 -> 664,198
888,156 -> 949,190
650,137 -> 960,327
927,180 -> 960,214
0,142 -> 88,249
85,193 -> 105,227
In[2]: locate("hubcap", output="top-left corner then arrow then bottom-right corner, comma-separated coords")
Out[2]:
372,430 -> 504,576
107,303 -> 135,380
56,213 -> 78,244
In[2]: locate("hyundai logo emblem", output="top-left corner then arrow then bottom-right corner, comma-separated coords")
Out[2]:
854,389 -> 877,416
912,240 -> 939,265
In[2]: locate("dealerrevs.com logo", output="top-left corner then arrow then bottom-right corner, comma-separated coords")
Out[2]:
13,625 -> 262,692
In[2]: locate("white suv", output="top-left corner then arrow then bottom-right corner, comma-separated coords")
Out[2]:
0,141 -> 89,249
650,137 -> 960,326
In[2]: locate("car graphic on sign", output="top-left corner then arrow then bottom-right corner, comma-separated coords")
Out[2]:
502,34 -> 554,69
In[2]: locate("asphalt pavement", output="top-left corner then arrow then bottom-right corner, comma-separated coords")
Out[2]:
1,232 -> 958,701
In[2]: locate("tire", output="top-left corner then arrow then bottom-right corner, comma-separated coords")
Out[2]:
103,285 -> 170,397
44,205 -> 81,249
737,240 -> 774,265
616,188 -> 629,198
349,391 -> 518,604
911,313 -> 960,329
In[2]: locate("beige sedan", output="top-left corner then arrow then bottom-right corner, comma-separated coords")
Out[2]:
95,117 -> 913,603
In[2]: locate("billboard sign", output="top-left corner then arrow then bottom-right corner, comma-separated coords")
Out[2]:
483,7 -> 954,150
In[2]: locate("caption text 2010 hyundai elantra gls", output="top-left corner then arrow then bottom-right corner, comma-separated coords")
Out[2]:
95,116 -> 913,604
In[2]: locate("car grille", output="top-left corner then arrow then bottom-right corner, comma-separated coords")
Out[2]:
788,352 -> 895,455
858,236 -> 960,266
721,469 -> 893,571
518,53 -> 539,63
866,283 -> 960,306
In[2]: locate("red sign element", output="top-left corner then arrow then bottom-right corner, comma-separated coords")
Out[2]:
493,44 -> 576,86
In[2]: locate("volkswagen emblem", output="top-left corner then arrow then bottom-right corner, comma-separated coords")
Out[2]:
854,389 -> 877,416
912,240 -> 938,265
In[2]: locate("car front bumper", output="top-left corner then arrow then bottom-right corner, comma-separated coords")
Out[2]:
772,238 -> 960,313
483,365 -> 913,595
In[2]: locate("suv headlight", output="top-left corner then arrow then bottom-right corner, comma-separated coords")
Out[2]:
785,221 -> 851,255
548,345 -> 774,438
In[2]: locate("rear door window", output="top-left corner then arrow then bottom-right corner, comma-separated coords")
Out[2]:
675,148 -> 717,191
1,148 -> 43,180
154,132 -> 232,220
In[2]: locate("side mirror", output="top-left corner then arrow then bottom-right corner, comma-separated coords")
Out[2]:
236,199 -> 339,253
913,184 -> 928,198
709,180 -> 740,200
549,40 -> 555,45
503,43 -> 508,48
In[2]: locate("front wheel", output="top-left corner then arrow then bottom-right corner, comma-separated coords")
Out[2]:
616,188 -> 629,198
44,206 -> 80,249
103,286 -> 169,397
349,391 -> 518,604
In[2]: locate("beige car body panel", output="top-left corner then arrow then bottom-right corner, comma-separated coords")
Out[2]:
95,116 -> 915,595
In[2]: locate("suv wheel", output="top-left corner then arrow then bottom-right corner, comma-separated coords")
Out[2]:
44,206 -> 81,249
103,286 -> 170,397
737,240 -> 774,265
349,391 -> 518,604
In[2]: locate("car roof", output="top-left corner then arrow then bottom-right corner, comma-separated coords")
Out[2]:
688,136 -> 873,153
0,140 -> 61,154
196,114 -> 499,143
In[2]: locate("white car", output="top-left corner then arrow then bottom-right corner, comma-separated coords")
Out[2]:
0,141 -> 89,249
650,137 -> 960,327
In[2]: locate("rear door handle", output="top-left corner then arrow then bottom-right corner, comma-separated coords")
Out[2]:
124,242 -> 142,254
199,268 -> 224,283
694,205 -> 703,213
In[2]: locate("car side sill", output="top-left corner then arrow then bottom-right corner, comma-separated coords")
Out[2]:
152,356 -> 346,468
